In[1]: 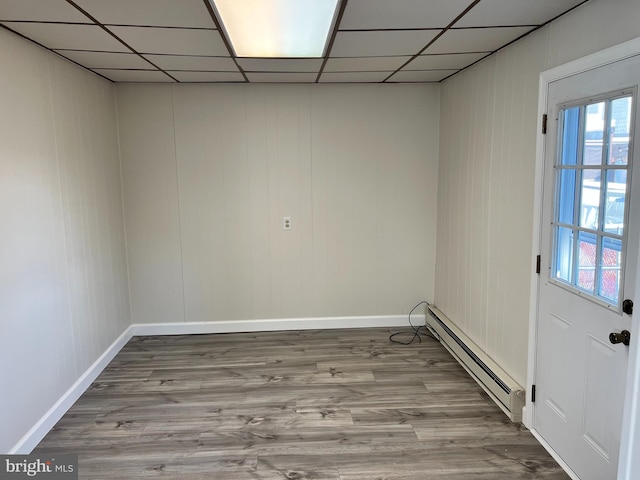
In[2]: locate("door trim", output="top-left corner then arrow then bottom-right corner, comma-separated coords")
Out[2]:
528,35 -> 640,480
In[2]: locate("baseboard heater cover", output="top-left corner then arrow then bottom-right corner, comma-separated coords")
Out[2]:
427,305 -> 525,423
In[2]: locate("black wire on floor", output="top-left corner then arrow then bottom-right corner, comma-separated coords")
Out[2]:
389,300 -> 439,345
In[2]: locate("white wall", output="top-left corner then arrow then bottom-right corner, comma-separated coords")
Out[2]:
0,29 -> 129,452
117,83 -> 440,324
436,0 -> 640,386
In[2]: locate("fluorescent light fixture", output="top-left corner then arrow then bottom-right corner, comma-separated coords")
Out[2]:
212,0 -> 339,58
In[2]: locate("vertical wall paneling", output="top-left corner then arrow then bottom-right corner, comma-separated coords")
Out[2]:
116,85 -> 184,325
436,0 -> 640,386
0,29 -> 129,452
244,87 -> 272,316
118,83 -> 440,324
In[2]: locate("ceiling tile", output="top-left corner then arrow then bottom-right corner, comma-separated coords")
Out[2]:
425,26 -> 535,54
407,52 -> 489,70
388,70 -> 458,82
93,69 -> 175,82
73,0 -> 215,28
1,22 -> 129,52
456,0 -> 586,28
168,71 -> 245,82
237,58 -> 323,73
0,0 -> 90,22
331,30 -> 439,57
324,56 -> 410,72
143,54 -> 237,71
246,72 -> 318,83
340,0 -> 475,30
319,71 -> 390,83
55,50 -> 151,69
108,26 -> 228,56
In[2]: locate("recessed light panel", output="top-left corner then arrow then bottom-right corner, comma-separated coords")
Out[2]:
212,0 -> 339,58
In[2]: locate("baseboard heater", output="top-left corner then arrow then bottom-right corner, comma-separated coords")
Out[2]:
426,305 -> 525,423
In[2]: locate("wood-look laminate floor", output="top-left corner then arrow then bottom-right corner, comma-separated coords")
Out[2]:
34,328 -> 570,479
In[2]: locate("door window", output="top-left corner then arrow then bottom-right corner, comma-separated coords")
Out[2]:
552,92 -> 634,309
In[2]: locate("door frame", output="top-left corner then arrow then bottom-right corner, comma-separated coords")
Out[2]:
528,36 -> 640,480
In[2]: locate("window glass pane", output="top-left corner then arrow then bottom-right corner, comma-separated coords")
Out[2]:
604,169 -> 626,234
609,96 -> 632,166
599,237 -> 622,303
561,106 -> 580,166
577,231 -> 596,293
554,226 -> 574,283
557,169 -> 576,224
583,102 -> 606,165
580,170 -> 601,230
552,93 -> 633,309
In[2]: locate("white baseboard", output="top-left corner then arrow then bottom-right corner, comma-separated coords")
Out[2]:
11,314 -> 420,453
9,326 -> 134,454
131,314 -> 421,336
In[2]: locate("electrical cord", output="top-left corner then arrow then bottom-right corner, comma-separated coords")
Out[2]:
389,300 -> 438,345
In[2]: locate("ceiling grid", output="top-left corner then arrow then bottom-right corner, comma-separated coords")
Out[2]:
0,0 -> 590,83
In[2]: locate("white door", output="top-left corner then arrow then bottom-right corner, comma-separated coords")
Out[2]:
536,55 -> 640,480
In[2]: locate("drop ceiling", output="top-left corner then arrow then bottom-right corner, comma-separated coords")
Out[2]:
0,0 -> 588,83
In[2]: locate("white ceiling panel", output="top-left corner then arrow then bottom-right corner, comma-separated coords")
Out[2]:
237,58 -> 323,73
331,30 -> 439,57
93,69 -> 175,82
425,26 -> 534,54
73,0 -> 215,28
407,52 -> 489,70
324,56 -> 410,72
55,50 -> 150,69
143,54 -> 237,71
457,0 -> 586,28
168,71 -> 245,82
0,0 -> 90,22
1,22 -> 129,52
388,70 -> 458,82
340,0 -> 475,30
246,72 -> 318,83
319,71 -> 390,83
108,26 -> 228,56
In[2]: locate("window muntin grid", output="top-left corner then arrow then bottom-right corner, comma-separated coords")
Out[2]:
552,93 -> 633,309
